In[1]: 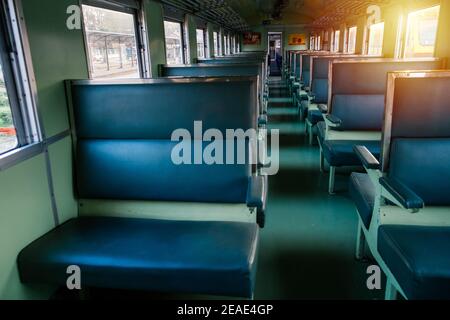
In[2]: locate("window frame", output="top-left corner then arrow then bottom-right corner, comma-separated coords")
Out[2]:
213,31 -> 218,56
80,0 -> 147,79
310,36 -> 315,50
196,28 -> 206,59
367,21 -> 385,56
402,5 -> 441,59
316,35 -> 321,51
333,30 -> 340,52
347,26 -> 357,54
217,31 -> 222,56
163,18 -> 185,65
0,0 -> 42,162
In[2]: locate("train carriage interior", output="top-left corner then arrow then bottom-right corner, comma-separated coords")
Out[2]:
0,0 -> 450,302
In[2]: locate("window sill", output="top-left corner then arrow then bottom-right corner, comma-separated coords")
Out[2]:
0,142 -> 44,172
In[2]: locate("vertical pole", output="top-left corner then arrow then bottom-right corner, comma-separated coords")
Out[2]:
104,36 -> 110,71
118,37 -> 123,69
329,166 -> 336,194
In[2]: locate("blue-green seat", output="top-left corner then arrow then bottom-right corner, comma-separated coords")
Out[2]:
349,173 -> 375,229
18,217 -> 259,298
378,225 -> 450,300
307,109 -> 323,126
322,140 -> 381,167
351,72 -> 450,299
17,79 -> 265,298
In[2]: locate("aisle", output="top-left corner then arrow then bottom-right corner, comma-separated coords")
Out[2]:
254,77 -> 383,300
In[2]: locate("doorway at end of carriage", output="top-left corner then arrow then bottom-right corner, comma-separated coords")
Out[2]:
268,32 -> 283,77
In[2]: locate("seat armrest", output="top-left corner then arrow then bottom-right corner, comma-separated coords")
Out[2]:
317,104 -> 328,113
354,145 -> 380,170
379,177 -> 424,211
325,114 -> 342,128
299,93 -> 309,101
247,175 -> 268,228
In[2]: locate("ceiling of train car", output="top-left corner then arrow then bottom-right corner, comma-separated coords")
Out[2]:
228,0 -> 393,27
227,0 -> 326,26
161,0 -> 393,31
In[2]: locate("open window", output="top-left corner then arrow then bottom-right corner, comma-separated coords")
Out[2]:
213,31 -> 219,56
164,20 -> 184,65
310,36 -> 315,50
367,22 -> 384,56
217,32 -> 222,56
333,30 -> 340,52
347,26 -> 357,53
231,35 -> 235,53
404,5 -> 440,58
196,29 -> 206,59
316,36 -> 321,51
0,0 -> 40,158
224,34 -> 230,55
81,2 -> 143,79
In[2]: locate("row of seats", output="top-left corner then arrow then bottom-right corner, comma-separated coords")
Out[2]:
285,51 -> 442,194
351,70 -> 450,300
285,49 -> 450,299
17,51 -> 271,298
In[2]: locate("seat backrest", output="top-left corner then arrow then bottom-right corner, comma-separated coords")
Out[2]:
69,77 -> 258,204
310,55 -> 360,105
311,79 -> 328,104
294,53 -> 301,80
329,59 -> 442,131
159,64 -> 261,78
332,94 -> 385,131
382,71 -> 450,205
301,54 -> 311,87
289,51 -> 296,72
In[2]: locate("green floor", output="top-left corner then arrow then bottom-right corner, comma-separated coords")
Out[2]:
253,78 -> 383,300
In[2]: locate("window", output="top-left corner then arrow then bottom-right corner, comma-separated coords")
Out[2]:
196,29 -> 205,59
164,20 -> 184,65
213,31 -> 219,56
82,5 -> 141,79
404,5 -> 440,58
310,36 -> 315,50
333,30 -> 340,52
217,32 -> 222,56
0,0 -> 40,156
231,35 -> 235,53
223,35 -> 227,55
347,26 -> 357,53
0,64 -> 17,154
367,22 -> 384,56
316,36 -> 321,51
330,31 -> 334,52
224,34 -> 229,55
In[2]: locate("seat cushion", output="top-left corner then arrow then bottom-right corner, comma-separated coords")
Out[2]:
378,225 -> 450,300
307,109 -> 323,126
322,140 -> 381,167
349,173 -> 375,229
18,217 -> 259,298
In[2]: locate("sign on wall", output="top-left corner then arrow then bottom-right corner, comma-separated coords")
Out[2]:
288,34 -> 306,46
243,32 -> 262,45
